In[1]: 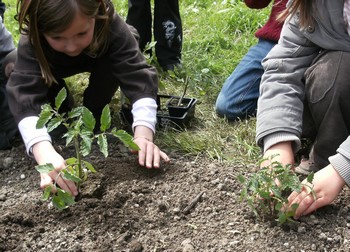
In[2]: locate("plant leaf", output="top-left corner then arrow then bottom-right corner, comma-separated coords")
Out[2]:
83,160 -> 96,173
82,107 -> 96,132
55,87 -> 67,110
36,104 -> 53,129
46,117 -> 63,132
66,157 -> 78,166
97,134 -> 108,157
80,133 -> 93,157
62,169 -> 82,183
100,105 -> 111,132
35,163 -> 55,173
43,185 -> 52,200
111,129 -> 140,151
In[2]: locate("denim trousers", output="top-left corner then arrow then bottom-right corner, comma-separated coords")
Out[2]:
126,0 -> 182,67
302,50 -> 350,169
215,39 -> 276,120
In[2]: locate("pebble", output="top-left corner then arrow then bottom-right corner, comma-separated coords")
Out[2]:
297,226 -> 306,233
20,174 -> 26,179
3,157 -> 14,169
0,195 -> 6,201
311,244 -> 317,250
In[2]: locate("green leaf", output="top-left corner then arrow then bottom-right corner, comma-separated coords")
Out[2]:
66,157 -> 78,166
83,160 -> 96,173
307,172 -> 314,184
46,117 -> 63,132
55,87 -> 67,110
97,134 -> 108,157
43,185 -> 52,200
35,163 -> 55,173
100,105 -> 111,132
82,107 -> 96,132
36,104 -> 53,129
278,212 -> 287,225
68,107 -> 83,119
62,169 -> 82,183
80,133 -> 93,157
64,129 -> 76,146
52,195 -> 68,210
57,188 -> 75,205
111,129 -> 140,151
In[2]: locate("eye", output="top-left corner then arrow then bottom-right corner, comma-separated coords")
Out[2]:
77,31 -> 88,37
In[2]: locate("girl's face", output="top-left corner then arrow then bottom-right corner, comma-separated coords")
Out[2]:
44,11 -> 95,57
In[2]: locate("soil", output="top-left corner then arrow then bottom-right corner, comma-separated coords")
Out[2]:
1,137 -> 350,252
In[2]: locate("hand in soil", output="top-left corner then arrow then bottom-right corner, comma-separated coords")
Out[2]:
287,164 -> 345,219
33,141 -> 78,196
132,137 -> 170,168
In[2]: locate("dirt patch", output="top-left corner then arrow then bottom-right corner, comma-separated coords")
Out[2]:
1,138 -> 350,251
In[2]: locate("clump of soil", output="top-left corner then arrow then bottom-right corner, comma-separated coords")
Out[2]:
1,138 -> 350,251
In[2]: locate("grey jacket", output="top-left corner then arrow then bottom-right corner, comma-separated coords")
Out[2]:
256,0 -> 350,185
0,16 -> 15,59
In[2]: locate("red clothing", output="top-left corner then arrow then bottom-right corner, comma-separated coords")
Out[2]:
245,0 -> 287,42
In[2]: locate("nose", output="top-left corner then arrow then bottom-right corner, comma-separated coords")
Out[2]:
64,39 -> 78,53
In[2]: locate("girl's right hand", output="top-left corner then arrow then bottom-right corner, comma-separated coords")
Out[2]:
261,141 -> 294,169
32,141 -> 78,196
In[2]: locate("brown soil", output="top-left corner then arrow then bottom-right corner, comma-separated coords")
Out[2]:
1,137 -> 350,252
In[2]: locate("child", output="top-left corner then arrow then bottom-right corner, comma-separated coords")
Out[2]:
7,0 -> 170,196
126,0 -> 182,71
256,0 -> 350,219
0,7 -> 18,150
215,0 -> 287,120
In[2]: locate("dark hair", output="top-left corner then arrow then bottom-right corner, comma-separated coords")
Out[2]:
278,0 -> 314,28
16,0 -> 114,85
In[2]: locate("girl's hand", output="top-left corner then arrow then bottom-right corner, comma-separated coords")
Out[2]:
32,141 -> 78,196
133,137 -> 170,168
133,125 -> 170,168
287,164 -> 345,219
261,141 -> 294,168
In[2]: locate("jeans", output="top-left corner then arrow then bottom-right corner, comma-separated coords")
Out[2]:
302,50 -> 350,169
126,0 -> 182,67
215,39 -> 276,120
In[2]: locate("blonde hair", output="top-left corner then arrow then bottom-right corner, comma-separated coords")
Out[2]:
278,0 -> 314,28
16,0 -> 114,85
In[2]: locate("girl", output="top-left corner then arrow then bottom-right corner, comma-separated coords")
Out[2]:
6,0 -> 170,196
256,0 -> 350,219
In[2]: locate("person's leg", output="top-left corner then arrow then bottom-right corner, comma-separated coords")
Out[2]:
154,0 -> 182,69
303,51 -> 350,169
126,0 -> 152,52
215,39 -> 276,120
83,55 -> 119,127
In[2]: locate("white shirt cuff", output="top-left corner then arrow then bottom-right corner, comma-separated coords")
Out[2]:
18,116 -> 51,155
131,98 -> 157,133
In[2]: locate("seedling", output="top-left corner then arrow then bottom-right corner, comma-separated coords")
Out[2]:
238,157 -> 315,225
35,87 -> 139,210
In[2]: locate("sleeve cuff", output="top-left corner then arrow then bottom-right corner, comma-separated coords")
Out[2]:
263,132 -> 301,153
131,98 -> 157,133
329,153 -> 350,187
18,116 -> 51,156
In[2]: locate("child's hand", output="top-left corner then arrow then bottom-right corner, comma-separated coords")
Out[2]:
32,141 -> 78,196
287,164 -> 345,219
133,137 -> 170,168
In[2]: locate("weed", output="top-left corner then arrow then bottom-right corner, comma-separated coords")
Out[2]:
238,157 -> 315,225
35,88 -> 139,210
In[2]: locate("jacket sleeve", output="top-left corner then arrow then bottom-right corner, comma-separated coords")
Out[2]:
108,14 -> 158,104
244,0 -> 272,9
256,14 -> 321,147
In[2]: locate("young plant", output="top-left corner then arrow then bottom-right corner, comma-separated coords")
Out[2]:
35,87 -> 139,210
238,157 -> 315,225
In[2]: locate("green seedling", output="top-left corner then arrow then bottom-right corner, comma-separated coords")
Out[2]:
35,87 -> 140,210
238,157 -> 315,225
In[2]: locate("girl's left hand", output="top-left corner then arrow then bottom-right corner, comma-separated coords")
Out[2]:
287,164 -> 345,219
133,137 -> 170,168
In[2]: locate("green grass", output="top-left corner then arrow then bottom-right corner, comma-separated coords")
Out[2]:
3,0 -> 270,165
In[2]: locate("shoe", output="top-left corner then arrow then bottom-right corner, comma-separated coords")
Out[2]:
295,155 -> 320,175
161,63 -> 182,72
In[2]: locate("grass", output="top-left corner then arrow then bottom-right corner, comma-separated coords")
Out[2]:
3,0 -> 271,165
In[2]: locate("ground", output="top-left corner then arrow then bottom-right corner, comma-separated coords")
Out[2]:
1,137 -> 350,252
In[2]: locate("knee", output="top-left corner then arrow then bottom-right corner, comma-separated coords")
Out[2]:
3,49 -> 16,80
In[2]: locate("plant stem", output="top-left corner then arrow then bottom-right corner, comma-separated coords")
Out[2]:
178,76 -> 189,106
74,137 -> 82,189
